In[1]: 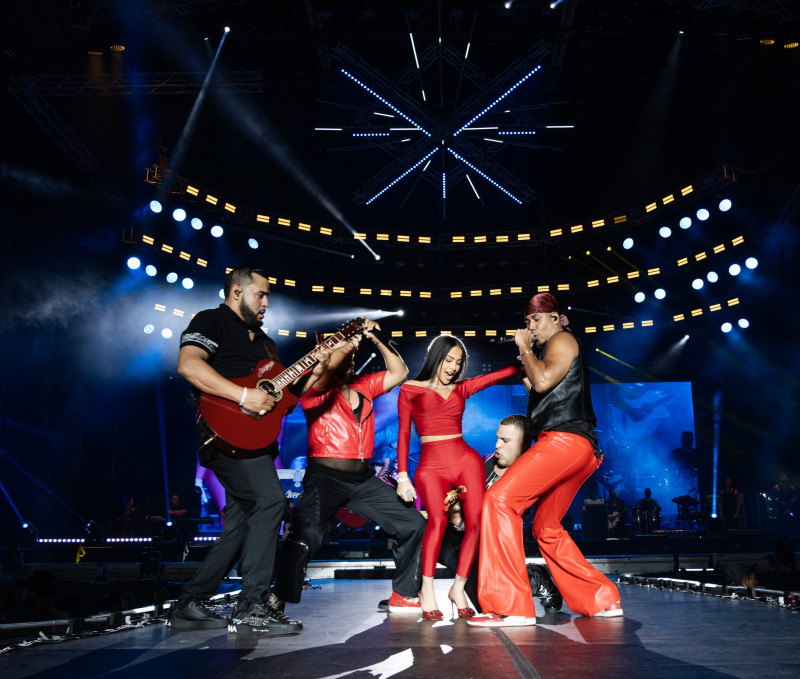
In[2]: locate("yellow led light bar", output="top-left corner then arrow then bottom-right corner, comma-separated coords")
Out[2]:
296,331 -> 307,338
415,330 -> 427,337
173,309 -> 184,317
354,232 -> 366,240
298,223 -> 311,232
681,185 -> 693,196
380,289 -> 392,296
453,235 -> 466,243
320,227 -> 332,236
205,195 -> 218,206
419,236 -> 431,244
391,330 -> 402,337
691,308 -> 703,317
642,320 -> 653,327
713,244 -> 726,254
603,324 -> 615,332
677,257 -> 689,266
490,289 -> 502,296
400,290 -> 412,297
496,235 -> 509,243
628,271 -> 640,279
696,252 -> 707,261
588,280 -> 600,288
397,235 -> 410,242
645,202 -> 657,212
312,285 -> 324,292
622,322 -> 634,329
571,225 -> 584,234
647,268 -> 660,276
585,327 -> 597,333
142,234 -> 154,245
464,330 -> 475,337
732,236 -> 744,246
278,329 -> 289,336
154,304 -> 166,312
224,202 -> 236,213
474,235 -> 487,243
709,303 -> 721,312
510,286 -> 522,294
267,276 -> 276,283
377,234 -> 389,241
674,314 -> 685,322
517,233 -> 531,241
360,288 -> 372,295
333,286 -> 345,294
186,185 -> 199,196
470,290 -> 483,297
162,244 -> 173,253
179,251 -> 190,260
592,219 -> 605,228
278,218 -> 291,226
486,329 -> 497,336
197,258 -> 207,267
550,228 -> 563,237
614,215 -> 627,224
728,298 -> 739,306
558,283 -> 570,291
284,279 -> 296,287
607,276 -> 619,284
662,194 -> 675,205
420,291 -> 432,298
256,214 -> 270,223
537,285 -> 550,292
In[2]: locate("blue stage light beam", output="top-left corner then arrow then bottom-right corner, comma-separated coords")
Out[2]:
366,148 -> 439,205
341,69 -> 431,137
0,473 -> 25,524
169,27 -> 230,175
447,148 -> 522,203
453,66 -> 542,136
156,383 -> 172,537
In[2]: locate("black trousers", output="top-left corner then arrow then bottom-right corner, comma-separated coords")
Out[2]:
180,446 -> 285,607
276,466 -> 425,603
438,525 -> 481,612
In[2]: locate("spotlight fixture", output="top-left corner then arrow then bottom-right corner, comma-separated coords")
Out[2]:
659,226 -> 672,238
623,237 -> 634,250
692,278 -> 704,290
679,217 -> 692,229
721,322 -> 733,333
172,208 -> 186,222
144,324 -> 155,334
218,289 -> 225,299
707,271 -> 719,283
745,257 -> 758,269
182,277 -> 194,289
718,199 -> 732,212
149,200 -> 162,213
634,292 -> 645,303
224,26 -> 231,33
161,328 -> 174,339
738,318 -> 750,329
145,265 -> 157,277
166,272 -> 178,284
127,256 -> 141,270
248,238 -> 259,249
210,225 -> 224,238
696,208 -> 710,221
729,263 -> 741,276
191,217 -> 203,230
654,288 -> 666,300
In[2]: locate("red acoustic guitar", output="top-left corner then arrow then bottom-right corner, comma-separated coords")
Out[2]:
197,317 -> 364,458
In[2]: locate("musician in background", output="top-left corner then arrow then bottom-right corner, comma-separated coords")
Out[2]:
167,267 -> 328,634
607,490 -> 627,538
719,477 -> 742,530
634,488 -> 662,514
275,319 -> 425,615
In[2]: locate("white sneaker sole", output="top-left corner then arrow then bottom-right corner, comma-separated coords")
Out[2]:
468,615 -> 536,628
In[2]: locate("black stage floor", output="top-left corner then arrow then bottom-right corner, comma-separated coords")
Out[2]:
3,576 -> 800,679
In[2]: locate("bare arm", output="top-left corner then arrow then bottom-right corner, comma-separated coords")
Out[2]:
361,319 -> 408,392
515,329 -> 578,393
177,345 -> 276,413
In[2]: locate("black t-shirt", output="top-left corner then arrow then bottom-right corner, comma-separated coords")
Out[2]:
179,303 -> 279,378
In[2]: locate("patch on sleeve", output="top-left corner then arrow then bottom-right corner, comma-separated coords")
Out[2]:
180,332 -> 218,355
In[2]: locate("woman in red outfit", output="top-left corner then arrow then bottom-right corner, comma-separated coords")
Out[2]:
396,335 -> 520,619
468,294 -> 622,629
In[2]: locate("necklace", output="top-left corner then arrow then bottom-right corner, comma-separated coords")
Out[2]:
427,380 -> 451,390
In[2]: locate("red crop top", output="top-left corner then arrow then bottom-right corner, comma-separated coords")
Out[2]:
396,364 -> 521,474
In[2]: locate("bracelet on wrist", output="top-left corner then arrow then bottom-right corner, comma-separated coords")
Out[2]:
517,350 -> 534,360
238,387 -> 248,406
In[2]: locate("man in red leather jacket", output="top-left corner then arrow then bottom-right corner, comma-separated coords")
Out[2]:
274,318 -> 425,615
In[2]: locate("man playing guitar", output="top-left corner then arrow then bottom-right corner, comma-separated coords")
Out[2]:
167,266 -> 333,635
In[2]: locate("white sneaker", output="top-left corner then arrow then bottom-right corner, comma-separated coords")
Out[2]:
466,612 -> 536,628
593,601 -> 623,618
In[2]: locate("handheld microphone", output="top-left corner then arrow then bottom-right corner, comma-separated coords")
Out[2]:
489,337 -> 519,344
371,327 -> 399,347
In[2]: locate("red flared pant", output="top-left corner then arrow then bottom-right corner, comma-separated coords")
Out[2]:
415,437 -> 485,578
478,430 -> 620,617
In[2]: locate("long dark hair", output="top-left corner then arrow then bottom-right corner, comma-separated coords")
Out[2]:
413,335 -> 468,382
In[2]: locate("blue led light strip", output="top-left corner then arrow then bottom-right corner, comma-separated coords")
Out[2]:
498,131 -> 537,135
442,172 -> 447,199
447,148 -> 522,204
453,65 -> 542,136
353,132 -> 391,137
341,69 -> 431,137
366,148 -> 439,204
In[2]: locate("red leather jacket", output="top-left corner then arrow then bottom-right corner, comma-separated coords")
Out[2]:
299,371 -> 387,460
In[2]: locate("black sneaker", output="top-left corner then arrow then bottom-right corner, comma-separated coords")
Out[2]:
166,600 -> 229,630
228,602 -> 303,635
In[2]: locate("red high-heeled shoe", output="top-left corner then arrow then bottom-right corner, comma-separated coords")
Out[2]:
448,595 -> 475,619
422,609 -> 444,620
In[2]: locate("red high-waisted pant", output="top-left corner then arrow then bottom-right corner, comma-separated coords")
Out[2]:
415,437 -> 485,578
478,430 -> 620,617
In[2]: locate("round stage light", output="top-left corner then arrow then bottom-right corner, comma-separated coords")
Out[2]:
738,318 -> 750,329
696,208 -> 710,221
182,277 -> 194,289
622,237 -> 634,250
145,264 -> 157,277
172,208 -> 187,222
149,200 -> 163,213
161,328 -> 174,339
127,256 -> 141,270
144,324 -> 155,334
707,270 -> 719,283
634,292 -> 646,303
191,217 -> 203,230
224,26 -> 231,33
729,263 -> 741,276
248,238 -> 259,249
721,322 -> 733,333
692,278 -> 704,290
218,289 -> 225,299
659,226 -> 672,238
718,198 -> 732,212
166,272 -> 178,284
679,216 -> 692,229
654,288 -> 666,300
745,257 -> 758,269
210,225 -> 224,238
398,310 -> 405,316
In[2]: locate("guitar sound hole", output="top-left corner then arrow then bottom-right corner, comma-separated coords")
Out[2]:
256,380 -> 282,401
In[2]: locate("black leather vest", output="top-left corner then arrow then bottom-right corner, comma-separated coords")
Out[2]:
526,335 -> 596,439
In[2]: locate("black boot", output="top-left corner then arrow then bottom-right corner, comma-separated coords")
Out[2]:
527,563 -> 563,614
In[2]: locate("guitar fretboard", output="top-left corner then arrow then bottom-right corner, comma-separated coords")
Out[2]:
272,330 -> 347,389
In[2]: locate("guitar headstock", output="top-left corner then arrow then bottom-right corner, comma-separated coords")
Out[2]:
338,317 -> 365,340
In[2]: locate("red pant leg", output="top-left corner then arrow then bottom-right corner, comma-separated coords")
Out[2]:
452,441 -> 486,578
415,442 -> 456,578
478,431 -> 620,617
